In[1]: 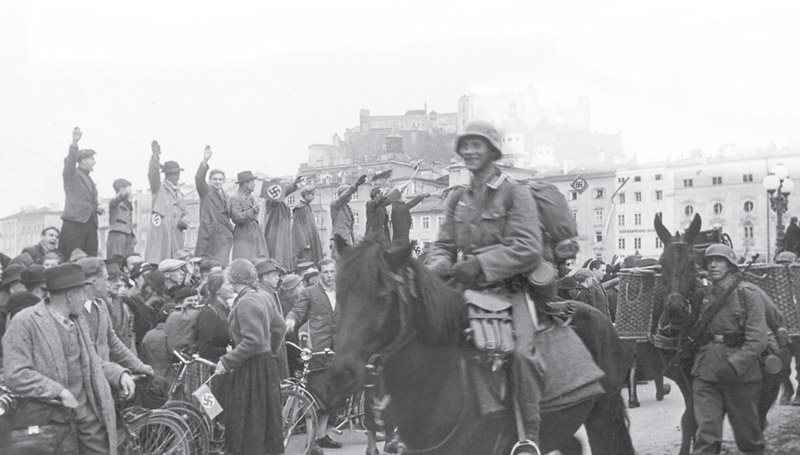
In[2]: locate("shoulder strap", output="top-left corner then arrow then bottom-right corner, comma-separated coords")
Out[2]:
688,279 -> 742,341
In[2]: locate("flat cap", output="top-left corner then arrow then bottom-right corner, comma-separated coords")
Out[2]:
158,259 -> 186,273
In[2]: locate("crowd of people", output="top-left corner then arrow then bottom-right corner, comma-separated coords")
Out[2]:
0,127 -> 435,455
0,122 -> 795,455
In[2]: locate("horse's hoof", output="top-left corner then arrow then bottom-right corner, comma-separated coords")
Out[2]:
628,401 -> 640,409
657,383 -> 671,401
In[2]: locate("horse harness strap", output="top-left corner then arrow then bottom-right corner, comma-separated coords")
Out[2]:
366,354 -> 472,454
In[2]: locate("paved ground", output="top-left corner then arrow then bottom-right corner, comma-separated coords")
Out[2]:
284,379 -> 800,454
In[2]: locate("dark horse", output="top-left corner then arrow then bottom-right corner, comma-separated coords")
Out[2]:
652,213 -> 784,455
328,237 -> 634,455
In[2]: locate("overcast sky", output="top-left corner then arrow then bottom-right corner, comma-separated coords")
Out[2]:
1,1 -> 799,217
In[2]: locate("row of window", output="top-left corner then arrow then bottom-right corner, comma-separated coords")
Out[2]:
683,173 -> 754,188
684,200 -> 754,217
618,174 -> 662,183
617,213 -> 643,226
616,226 -> 755,251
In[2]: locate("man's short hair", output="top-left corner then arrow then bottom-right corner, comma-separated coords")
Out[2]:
209,169 -> 225,180
41,226 -> 60,237
300,186 -> 316,197
113,178 -> 132,193
319,258 -> 336,269
574,269 -> 593,283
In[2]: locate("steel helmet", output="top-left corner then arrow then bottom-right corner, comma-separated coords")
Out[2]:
776,251 -> 798,264
455,121 -> 502,159
704,244 -> 738,267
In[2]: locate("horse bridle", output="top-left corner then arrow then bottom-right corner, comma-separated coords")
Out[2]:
363,264 -> 471,454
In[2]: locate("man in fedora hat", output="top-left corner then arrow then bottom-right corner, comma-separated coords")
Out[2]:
59,127 -> 104,259
145,140 -> 188,263
194,145 -> 234,266
291,185 -> 324,266
3,263 -> 131,454
230,170 -> 269,260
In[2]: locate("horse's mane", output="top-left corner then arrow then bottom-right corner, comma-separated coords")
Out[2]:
337,239 -> 466,346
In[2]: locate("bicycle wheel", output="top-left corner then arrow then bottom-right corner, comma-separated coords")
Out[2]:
163,400 -> 211,455
281,385 -> 318,455
125,408 -> 193,455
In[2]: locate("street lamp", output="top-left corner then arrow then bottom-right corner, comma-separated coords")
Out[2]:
763,164 -> 793,259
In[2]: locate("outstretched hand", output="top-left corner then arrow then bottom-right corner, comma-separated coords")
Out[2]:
151,140 -> 161,155
203,145 -> 212,163
71,127 -> 82,145
355,174 -> 368,187
294,175 -> 305,185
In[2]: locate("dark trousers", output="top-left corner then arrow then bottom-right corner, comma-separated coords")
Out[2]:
106,231 -> 136,260
73,409 -> 109,455
692,379 -> 765,454
59,219 -> 98,258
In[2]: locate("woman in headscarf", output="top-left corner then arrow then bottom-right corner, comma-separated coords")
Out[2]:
195,272 -> 232,363
215,259 -> 286,455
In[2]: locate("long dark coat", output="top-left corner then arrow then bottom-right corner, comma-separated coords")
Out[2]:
145,154 -> 188,263
3,301 -> 121,454
263,180 -> 299,271
230,190 -> 268,261
194,162 -> 234,265
291,201 -> 323,266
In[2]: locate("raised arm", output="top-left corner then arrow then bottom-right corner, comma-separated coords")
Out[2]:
332,174 -> 367,208
195,146 -> 212,198
62,127 -> 82,187
148,140 -> 162,194
404,193 -> 429,210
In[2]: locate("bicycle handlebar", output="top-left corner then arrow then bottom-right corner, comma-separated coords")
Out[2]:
285,341 -> 335,357
172,350 -> 217,368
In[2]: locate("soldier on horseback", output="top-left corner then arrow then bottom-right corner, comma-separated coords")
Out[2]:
692,244 -> 770,454
426,121 -> 605,453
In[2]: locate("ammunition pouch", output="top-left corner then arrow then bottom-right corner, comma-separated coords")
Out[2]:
697,331 -> 745,348
464,290 -> 515,358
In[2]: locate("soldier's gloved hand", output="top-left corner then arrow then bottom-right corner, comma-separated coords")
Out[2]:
717,360 -> 738,382
452,257 -> 483,284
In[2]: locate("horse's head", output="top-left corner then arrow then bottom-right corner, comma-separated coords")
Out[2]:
655,213 -> 702,323
328,235 -> 465,398
328,235 -> 415,396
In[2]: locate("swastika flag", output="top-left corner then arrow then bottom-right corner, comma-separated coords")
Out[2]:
192,384 -> 223,420
260,179 -> 287,201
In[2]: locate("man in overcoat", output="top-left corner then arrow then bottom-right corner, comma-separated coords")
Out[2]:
291,186 -> 324,266
59,127 -> 104,258
22,226 -> 61,264
2,263 -> 132,454
691,244 -> 769,454
330,174 -> 367,258
145,140 -> 188,263
230,170 -> 269,260
390,192 -> 429,242
263,175 -> 304,271
106,178 -> 136,260
285,258 -> 342,450
194,146 -> 234,265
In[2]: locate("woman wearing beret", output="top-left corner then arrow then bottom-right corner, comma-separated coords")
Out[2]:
216,259 -> 286,455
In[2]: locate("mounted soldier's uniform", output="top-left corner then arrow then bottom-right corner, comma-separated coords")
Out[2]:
426,121 -> 605,448
692,245 -> 769,455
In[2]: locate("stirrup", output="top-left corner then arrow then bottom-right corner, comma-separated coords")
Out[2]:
510,439 -> 541,455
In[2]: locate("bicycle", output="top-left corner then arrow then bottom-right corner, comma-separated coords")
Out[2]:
168,350 -> 227,454
281,340 -> 337,455
0,382 -> 192,455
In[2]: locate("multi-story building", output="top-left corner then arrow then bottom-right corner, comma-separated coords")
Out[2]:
0,205 -> 64,256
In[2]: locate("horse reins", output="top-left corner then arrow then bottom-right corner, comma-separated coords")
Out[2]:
363,264 -> 471,454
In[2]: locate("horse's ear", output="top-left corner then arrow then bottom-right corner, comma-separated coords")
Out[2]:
654,213 -> 673,246
384,242 -> 413,266
683,214 -> 702,245
333,234 -> 350,255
